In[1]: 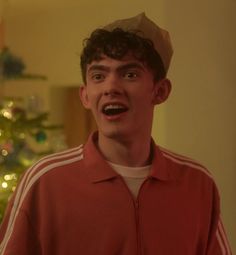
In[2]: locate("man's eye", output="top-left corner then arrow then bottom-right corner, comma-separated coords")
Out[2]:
124,72 -> 138,79
91,73 -> 104,81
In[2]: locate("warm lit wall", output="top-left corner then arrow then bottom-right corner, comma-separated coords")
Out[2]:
0,20 -> 4,49
5,0 -> 235,252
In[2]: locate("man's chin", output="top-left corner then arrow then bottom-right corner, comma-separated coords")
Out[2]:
99,128 -> 130,141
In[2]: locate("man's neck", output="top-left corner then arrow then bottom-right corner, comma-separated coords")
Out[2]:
96,132 -> 152,167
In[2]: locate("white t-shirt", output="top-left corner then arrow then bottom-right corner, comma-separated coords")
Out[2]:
108,161 -> 151,198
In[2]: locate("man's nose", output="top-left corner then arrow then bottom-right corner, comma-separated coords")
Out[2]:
103,75 -> 123,96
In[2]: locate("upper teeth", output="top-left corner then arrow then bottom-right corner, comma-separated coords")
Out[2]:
104,105 -> 125,110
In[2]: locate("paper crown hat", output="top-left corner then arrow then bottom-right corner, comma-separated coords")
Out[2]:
103,12 -> 173,72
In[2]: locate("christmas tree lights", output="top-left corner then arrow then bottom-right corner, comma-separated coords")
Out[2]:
0,96 -> 65,222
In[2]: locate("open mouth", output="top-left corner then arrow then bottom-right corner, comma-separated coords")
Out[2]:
102,104 -> 128,116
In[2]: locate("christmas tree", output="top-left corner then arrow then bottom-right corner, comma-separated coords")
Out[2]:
0,96 -> 65,222
0,47 -> 66,222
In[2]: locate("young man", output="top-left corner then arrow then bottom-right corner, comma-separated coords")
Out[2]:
0,13 -> 232,254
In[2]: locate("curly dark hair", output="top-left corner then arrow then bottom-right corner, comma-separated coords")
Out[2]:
80,28 -> 166,83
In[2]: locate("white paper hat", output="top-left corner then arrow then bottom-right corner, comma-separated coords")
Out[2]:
103,12 -> 173,72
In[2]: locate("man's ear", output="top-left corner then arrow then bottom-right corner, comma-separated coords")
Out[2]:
152,78 -> 172,105
79,85 -> 91,109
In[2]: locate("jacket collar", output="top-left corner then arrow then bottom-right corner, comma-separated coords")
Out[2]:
83,132 -> 173,183
83,132 -> 119,183
149,140 -> 172,181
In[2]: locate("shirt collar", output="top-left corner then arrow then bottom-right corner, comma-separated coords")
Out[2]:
83,132 -> 173,183
83,132 -> 119,183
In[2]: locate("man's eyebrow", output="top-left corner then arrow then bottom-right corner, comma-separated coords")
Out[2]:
87,62 -> 145,73
87,65 -> 109,73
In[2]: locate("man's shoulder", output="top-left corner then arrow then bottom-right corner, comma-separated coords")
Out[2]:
35,144 -> 83,171
21,145 -> 84,187
157,146 -> 214,182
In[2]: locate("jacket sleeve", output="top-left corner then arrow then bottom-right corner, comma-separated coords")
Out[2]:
0,193 -> 41,255
206,182 -> 232,255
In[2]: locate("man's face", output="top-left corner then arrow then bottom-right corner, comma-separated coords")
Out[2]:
80,54 -> 170,142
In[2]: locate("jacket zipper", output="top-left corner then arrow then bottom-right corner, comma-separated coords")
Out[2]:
135,199 -> 141,255
119,175 -> 149,255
